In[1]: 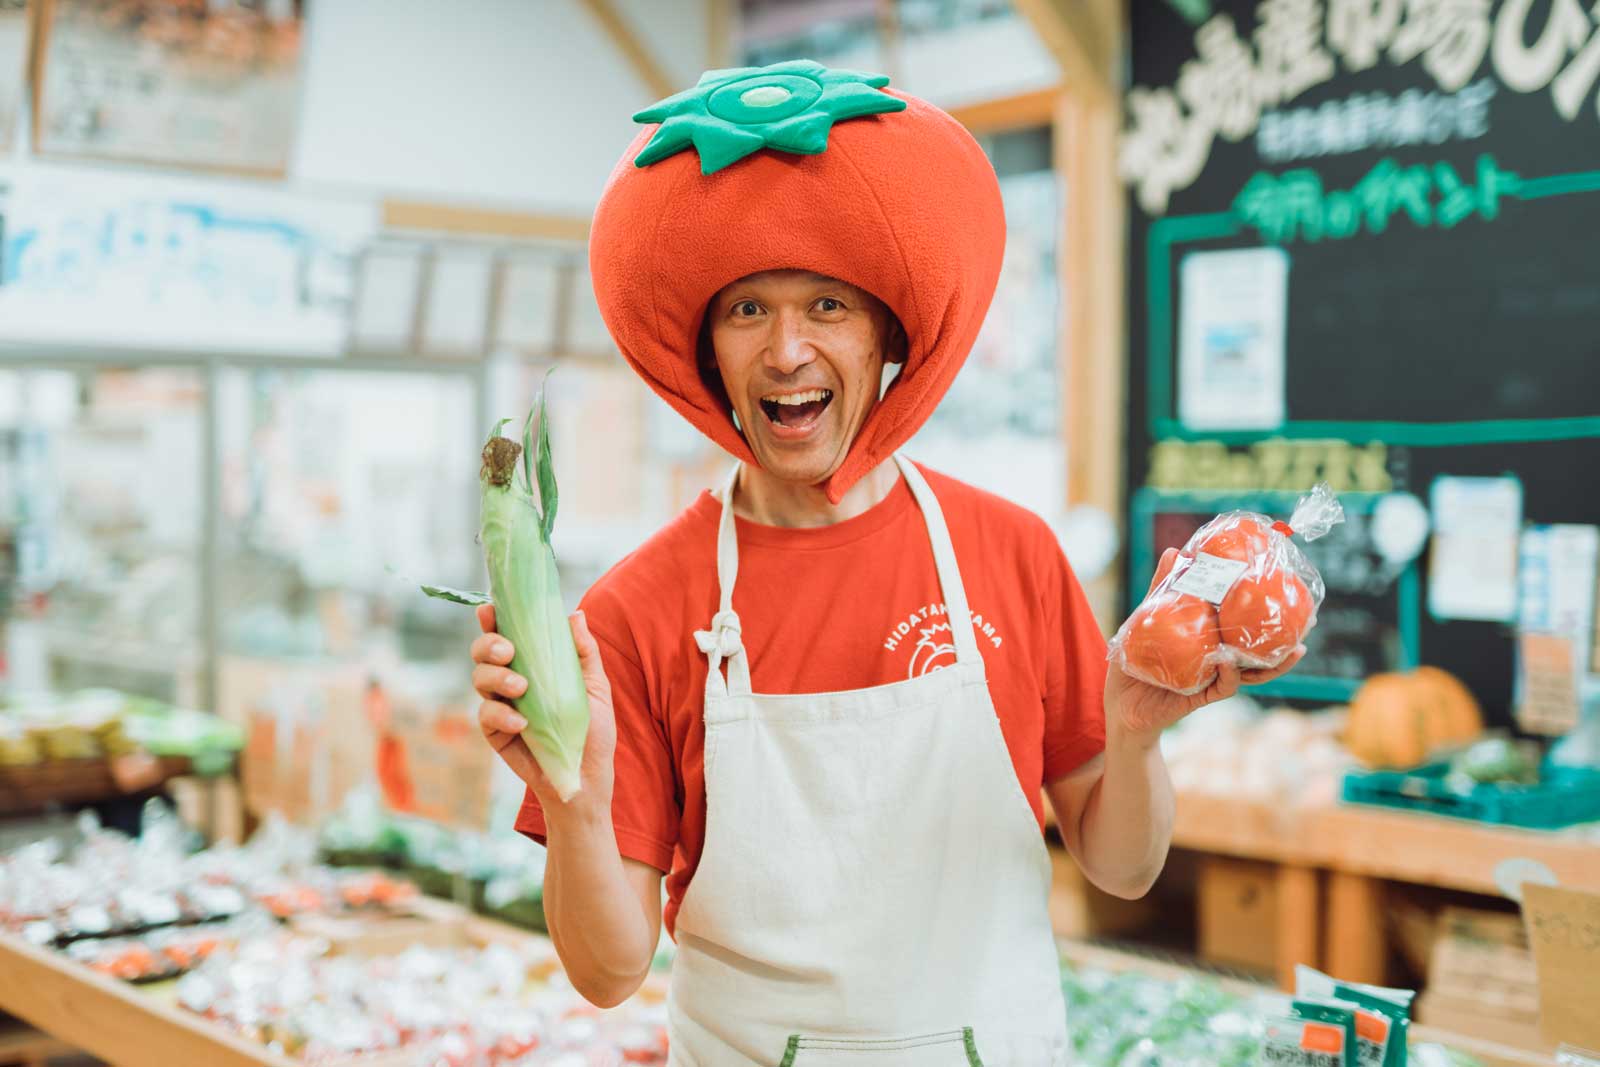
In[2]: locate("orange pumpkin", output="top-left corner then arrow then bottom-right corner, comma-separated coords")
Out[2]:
1411,665 -> 1485,746
1345,667 -> 1485,769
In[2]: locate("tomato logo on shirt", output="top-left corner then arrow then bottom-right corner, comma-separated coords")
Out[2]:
909,625 -> 960,677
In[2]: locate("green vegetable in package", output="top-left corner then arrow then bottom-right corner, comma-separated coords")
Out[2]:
423,385 -> 589,800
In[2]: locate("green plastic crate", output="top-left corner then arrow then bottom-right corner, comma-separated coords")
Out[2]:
1341,763 -> 1600,829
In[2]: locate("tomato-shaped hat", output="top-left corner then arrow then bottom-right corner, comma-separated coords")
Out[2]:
588,59 -> 1007,504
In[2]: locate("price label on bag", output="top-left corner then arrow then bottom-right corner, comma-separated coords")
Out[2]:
1172,552 -> 1250,604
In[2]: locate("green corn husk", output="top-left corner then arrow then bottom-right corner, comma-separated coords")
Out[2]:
423,384 -> 588,800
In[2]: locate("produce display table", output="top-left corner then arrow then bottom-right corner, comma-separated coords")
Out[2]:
1170,788 -> 1600,989
3,884 -> 1567,1067
0,895 -> 547,1067
0,929 -> 300,1067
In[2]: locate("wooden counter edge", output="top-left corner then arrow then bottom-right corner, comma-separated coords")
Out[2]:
0,931 -> 300,1067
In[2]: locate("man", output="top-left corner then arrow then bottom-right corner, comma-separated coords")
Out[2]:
471,61 -> 1302,1066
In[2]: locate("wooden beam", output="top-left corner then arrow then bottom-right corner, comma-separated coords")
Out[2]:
381,200 -> 590,243
1325,871 -> 1388,985
1012,0 -> 1118,100
706,0 -> 734,69
577,0 -> 678,101
1276,864 -> 1323,991
1057,88 -> 1127,631
946,87 -> 1060,134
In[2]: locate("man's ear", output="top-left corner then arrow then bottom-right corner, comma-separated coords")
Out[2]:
885,317 -> 909,365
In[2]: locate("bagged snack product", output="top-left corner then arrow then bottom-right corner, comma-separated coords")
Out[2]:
1112,483 -> 1344,694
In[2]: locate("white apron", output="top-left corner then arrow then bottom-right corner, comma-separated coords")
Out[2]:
667,454 -> 1069,1067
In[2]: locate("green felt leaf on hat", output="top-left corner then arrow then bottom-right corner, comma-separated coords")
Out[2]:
631,59 -> 907,175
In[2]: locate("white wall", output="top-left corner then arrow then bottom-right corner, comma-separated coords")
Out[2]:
293,0 -> 709,216
900,13 -> 1059,110
9,2 -> 1053,217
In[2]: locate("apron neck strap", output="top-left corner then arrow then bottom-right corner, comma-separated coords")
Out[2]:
710,456 -> 982,671
890,455 -> 982,667
715,460 -> 742,618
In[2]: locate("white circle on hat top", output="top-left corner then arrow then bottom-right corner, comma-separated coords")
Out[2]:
740,85 -> 792,108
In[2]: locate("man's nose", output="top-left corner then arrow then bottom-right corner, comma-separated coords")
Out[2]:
765,313 -> 816,376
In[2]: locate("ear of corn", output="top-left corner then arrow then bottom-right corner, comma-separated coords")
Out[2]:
423,382 -> 588,800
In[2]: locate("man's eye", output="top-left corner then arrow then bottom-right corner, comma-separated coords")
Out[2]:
818,298 -> 842,312
736,301 -> 760,316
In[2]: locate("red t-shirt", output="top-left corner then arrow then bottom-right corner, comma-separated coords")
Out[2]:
515,462 -> 1107,938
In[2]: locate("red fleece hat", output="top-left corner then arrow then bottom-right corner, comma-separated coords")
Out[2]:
588,61 -> 1006,504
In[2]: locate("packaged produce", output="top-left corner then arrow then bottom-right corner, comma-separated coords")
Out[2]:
422,386 -> 589,801
1292,998 -> 1360,1067
1295,966 -> 1415,1067
1111,484 -> 1343,694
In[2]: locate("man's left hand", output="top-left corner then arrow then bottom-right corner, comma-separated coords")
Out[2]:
1104,547 -> 1307,748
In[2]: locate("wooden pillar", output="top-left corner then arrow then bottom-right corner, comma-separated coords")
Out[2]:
1326,871 -> 1388,986
1014,0 -> 1130,630
1275,864 -> 1322,990
1058,89 -> 1128,631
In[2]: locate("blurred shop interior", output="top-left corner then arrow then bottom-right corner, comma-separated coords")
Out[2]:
1,1 -> 1599,1066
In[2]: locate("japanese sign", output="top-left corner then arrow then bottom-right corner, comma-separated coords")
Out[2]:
1124,0 -> 1600,215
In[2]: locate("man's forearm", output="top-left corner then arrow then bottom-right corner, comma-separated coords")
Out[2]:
543,803 -> 655,1007
1074,727 -> 1176,899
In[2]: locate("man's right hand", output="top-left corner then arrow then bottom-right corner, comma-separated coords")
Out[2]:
471,604 -> 618,815
470,604 -> 661,1010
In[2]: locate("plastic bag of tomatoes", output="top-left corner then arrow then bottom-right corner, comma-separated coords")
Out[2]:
1110,483 -> 1345,694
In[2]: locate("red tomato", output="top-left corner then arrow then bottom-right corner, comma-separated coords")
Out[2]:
1188,517 -> 1272,562
1120,592 -> 1221,693
1218,568 -> 1312,664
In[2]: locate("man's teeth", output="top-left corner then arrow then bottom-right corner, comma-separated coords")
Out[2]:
763,389 -> 832,405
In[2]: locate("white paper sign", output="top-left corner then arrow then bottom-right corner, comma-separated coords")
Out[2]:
1428,476 -> 1522,623
1172,552 -> 1251,605
1518,525 -> 1599,640
1178,247 -> 1288,431
0,165 -> 376,355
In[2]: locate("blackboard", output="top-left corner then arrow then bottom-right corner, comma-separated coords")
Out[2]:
1123,0 -> 1600,727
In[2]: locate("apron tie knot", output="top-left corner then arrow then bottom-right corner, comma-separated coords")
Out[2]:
694,610 -> 744,660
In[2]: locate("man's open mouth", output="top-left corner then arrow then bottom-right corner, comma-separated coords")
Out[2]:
759,388 -> 833,430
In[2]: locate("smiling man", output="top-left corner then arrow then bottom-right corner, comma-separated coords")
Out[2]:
468,61 -> 1302,1067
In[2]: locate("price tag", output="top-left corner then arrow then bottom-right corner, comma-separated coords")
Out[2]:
1172,552 -> 1250,605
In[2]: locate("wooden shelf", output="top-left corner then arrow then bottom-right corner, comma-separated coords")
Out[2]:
0,1020 -> 78,1065
1172,789 -> 1600,890
1171,787 -> 1600,992
0,756 -> 198,816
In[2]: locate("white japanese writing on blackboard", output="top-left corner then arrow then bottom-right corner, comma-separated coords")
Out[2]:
1258,80 -> 1494,162
1124,0 -> 1600,214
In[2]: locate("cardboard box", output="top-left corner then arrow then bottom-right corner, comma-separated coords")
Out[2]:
1522,882 -> 1600,1055
1198,856 -> 1278,973
1416,990 -> 1553,1055
1416,901 -> 1593,1057
1428,906 -> 1540,1010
